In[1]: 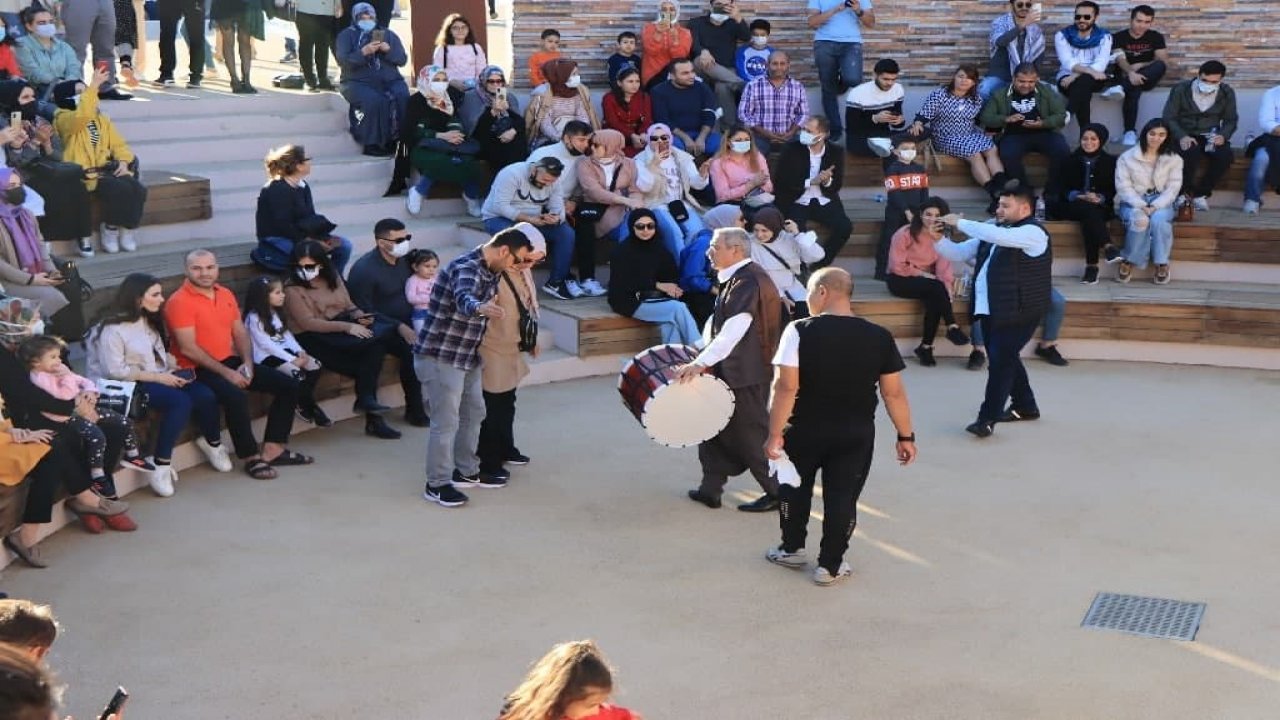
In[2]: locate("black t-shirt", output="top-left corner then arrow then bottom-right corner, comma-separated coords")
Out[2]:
1006,89 -> 1041,135
789,315 -> 904,427
1111,29 -> 1166,65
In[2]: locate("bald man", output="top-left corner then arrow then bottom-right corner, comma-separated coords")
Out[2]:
763,268 -> 916,586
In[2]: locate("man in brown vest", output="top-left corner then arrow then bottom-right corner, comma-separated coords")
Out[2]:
675,226 -> 783,512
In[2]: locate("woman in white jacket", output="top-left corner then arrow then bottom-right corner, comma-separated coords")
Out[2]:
748,207 -> 824,320
634,122 -> 710,260
1113,118 -> 1183,285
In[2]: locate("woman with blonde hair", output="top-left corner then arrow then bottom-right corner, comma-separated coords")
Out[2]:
709,124 -> 773,212
499,640 -> 639,720
253,143 -> 353,275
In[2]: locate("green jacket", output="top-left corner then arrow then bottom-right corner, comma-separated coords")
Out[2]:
1161,80 -> 1238,141
979,82 -> 1068,134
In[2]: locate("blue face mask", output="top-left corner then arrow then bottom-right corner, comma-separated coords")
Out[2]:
357,19 -> 376,32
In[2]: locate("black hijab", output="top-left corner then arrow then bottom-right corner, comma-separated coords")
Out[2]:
625,208 -> 660,244
1077,123 -> 1110,158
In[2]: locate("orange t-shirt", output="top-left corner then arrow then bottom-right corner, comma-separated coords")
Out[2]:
164,281 -> 242,369
528,50 -> 561,86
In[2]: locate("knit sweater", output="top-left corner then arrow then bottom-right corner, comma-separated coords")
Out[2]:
1114,147 -> 1183,210
886,226 -> 955,289
431,43 -> 487,86
283,280 -> 361,335
650,80 -> 718,136
710,151 -> 772,202
750,231 -> 824,301
481,161 -> 567,221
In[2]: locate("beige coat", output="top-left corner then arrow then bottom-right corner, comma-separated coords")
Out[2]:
1114,147 -> 1184,210
479,269 -> 536,394
577,155 -> 640,239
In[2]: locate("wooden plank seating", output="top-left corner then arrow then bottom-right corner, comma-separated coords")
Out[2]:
88,170 -> 212,227
539,296 -> 661,357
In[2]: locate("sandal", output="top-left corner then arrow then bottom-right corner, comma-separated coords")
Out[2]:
267,450 -> 314,467
244,458 -> 278,480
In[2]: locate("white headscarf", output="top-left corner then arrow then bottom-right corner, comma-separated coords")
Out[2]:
418,65 -> 453,115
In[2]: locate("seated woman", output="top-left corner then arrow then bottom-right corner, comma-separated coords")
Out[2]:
401,65 -> 482,217
1114,118 -> 1182,285
884,197 -> 971,367
253,143 -> 353,275
908,65 -> 1006,203
634,122 -> 709,260
14,8 -> 81,101
710,125 -> 773,212
575,128 -> 643,297
1,390 -> 55,567
282,241 -> 401,439
748,207 -> 824,321
336,2 -> 409,157
431,13 -> 487,108
0,79 -> 94,251
678,203 -> 746,326
1053,123 -> 1118,285
602,67 -> 653,159
0,169 -> 68,319
641,0 -> 692,91
86,273 -> 224,498
51,68 -> 148,259
458,65 -> 527,172
525,59 -> 598,150
242,275 -> 326,427
608,209 -> 700,346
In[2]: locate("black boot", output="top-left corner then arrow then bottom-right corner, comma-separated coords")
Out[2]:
365,414 -> 402,440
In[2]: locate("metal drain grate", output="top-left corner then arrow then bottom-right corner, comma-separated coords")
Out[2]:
1081,593 -> 1205,641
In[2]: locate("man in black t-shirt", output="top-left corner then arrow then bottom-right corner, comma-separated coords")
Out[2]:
763,268 -> 916,586
1111,4 -> 1171,145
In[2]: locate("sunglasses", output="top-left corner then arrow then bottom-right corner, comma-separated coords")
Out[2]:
633,222 -> 656,230
651,135 -> 671,142
1013,1 -> 1033,7
297,263 -> 321,270
378,234 -> 412,243
485,79 -> 505,85
1075,14 -> 1093,20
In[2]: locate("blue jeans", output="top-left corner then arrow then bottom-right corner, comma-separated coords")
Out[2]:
977,76 -> 1008,102
631,298 -> 701,346
672,131 -> 722,156
484,217 -> 574,283
1245,147 -> 1270,203
254,235 -> 353,276
414,356 -> 485,489
978,316 -> 1040,422
814,40 -> 864,137
972,288 -> 1065,346
142,380 -> 222,461
1117,203 -> 1175,268
413,175 -> 480,200
650,204 -> 706,261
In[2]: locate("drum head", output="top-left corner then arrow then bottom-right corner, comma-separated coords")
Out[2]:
641,374 -> 735,448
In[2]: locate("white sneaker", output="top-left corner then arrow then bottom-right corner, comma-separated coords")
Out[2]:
812,561 -> 853,586
195,437 -> 233,472
1121,130 -> 1138,146
564,279 -> 585,298
464,195 -> 482,217
119,228 -> 137,252
406,186 -> 424,215
100,223 -> 120,253
1243,199 -> 1260,215
1193,196 -> 1210,212
148,464 -> 176,497
1101,85 -> 1125,100
577,278 -> 607,297
765,545 -> 808,568
76,237 -> 95,258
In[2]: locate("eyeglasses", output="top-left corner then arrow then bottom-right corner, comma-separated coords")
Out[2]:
1075,14 -> 1093,20
633,223 -> 656,230
378,234 -> 412,243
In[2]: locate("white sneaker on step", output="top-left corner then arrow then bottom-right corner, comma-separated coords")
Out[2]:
406,186 -> 424,215
577,278 -> 607,296
195,437 -> 233,472
1121,130 -> 1138,146
1193,196 -> 1210,212
464,195 -> 482,217
149,464 -> 176,497
100,223 -> 120,253
564,279 -> 585,298
1100,85 -> 1125,101
1243,199 -> 1260,215
119,228 -> 137,252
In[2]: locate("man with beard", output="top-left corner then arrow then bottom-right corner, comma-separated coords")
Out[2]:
980,63 -> 1070,194
481,156 -> 579,300
1053,1 -> 1114,131
843,58 -> 905,158
652,57 -> 722,156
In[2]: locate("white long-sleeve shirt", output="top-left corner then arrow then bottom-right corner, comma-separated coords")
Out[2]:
246,310 -> 307,366
1054,30 -> 1113,82
693,258 -> 754,367
1258,85 -> 1280,135
750,231 -> 824,301
933,219 -> 1048,316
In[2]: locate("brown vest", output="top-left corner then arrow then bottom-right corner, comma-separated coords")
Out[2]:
710,261 -> 782,388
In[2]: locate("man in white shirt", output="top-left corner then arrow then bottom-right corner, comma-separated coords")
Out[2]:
1244,84 -> 1280,215
1054,0 -> 1115,131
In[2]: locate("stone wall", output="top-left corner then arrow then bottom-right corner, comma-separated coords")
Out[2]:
509,0 -> 1278,89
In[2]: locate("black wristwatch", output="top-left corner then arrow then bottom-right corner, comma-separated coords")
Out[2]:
897,433 -> 916,442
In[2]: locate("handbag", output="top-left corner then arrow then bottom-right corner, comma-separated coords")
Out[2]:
94,379 -> 149,421
501,273 -> 538,352
576,164 -> 620,222
758,242 -> 811,287
48,254 -> 92,341
667,199 -> 690,223
1175,194 -> 1194,223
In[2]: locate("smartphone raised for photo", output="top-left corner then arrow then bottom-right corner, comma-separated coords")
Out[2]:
9,111 -> 20,129
496,86 -> 508,102
1031,2 -> 1042,15
99,686 -> 128,720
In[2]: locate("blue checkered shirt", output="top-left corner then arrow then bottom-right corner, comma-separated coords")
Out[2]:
737,76 -> 810,135
412,247 -> 500,370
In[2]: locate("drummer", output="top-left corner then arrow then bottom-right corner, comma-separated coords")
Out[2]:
674,227 -> 783,513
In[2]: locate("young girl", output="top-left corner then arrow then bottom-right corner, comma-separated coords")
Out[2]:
498,640 -> 638,720
18,334 -> 154,485
242,276 -> 327,427
405,249 -> 440,334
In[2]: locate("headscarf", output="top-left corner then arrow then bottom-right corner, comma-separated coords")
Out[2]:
590,129 -> 625,165
702,204 -> 742,230
0,80 -> 29,114
1078,123 -> 1110,157
418,65 -> 453,115
476,64 -> 506,108
0,169 -> 45,275
51,80 -> 82,111
351,2 -> 380,68
655,0 -> 682,23
509,222 -> 544,313
626,208 -> 659,243
543,59 -> 580,99
646,122 -> 672,143
351,1 -> 377,28
751,207 -> 784,238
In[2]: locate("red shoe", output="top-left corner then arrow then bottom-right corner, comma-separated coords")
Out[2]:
80,513 -> 106,534
103,513 -> 138,532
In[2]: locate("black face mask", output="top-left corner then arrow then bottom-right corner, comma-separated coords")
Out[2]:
3,187 -> 26,205
17,102 -> 36,121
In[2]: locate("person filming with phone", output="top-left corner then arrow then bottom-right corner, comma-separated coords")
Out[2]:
0,168 -> 68,318
336,2 -> 409,157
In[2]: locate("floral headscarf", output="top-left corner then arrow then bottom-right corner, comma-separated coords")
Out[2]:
417,65 -> 453,115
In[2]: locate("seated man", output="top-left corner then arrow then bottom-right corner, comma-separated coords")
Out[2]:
737,50 -> 808,155
528,119 -> 591,215
686,0 -> 749,130
1162,60 -> 1238,211
651,58 -> 722,156
1243,83 -> 1280,215
165,249 -> 307,481
1053,1 -> 1113,131
481,156 -> 578,300
843,58 -> 905,158
979,62 -> 1069,193
1110,4 -> 1170,146
773,115 -> 850,269
979,0 -> 1046,100
344,218 -> 430,427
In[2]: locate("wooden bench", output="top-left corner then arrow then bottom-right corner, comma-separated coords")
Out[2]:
88,170 -> 212,227
538,296 -> 660,357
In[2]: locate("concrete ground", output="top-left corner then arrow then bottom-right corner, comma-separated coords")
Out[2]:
4,361 -> 1280,719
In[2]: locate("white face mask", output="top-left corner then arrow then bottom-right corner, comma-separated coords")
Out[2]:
428,81 -> 448,95
70,94 -> 81,107
896,149 -> 917,163
710,12 -> 729,23
565,75 -> 582,88
1196,79 -> 1219,94
750,35 -> 768,47
34,24 -> 56,39
296,267 -> 320,282
730,140 -> 751,153
388,241 -> 411,258
597,156 -> 615,165
798,130 -> 818,146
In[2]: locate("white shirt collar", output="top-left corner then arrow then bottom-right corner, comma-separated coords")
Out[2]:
716,257 -> 753,284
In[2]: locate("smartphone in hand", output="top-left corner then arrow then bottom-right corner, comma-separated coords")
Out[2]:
8,111 -> 20,129
99,686 -> 128,720
370,28 -> 385,44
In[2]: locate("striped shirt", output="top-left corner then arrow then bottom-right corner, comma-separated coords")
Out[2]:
412,247 -> 500,370
737,76 -> 809,135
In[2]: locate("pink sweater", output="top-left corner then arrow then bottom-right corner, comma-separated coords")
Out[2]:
30,368 -> 96,401
887,225 -> 955,289
405,275 -> 436,310
431,43 -> 488,86
710,151 -> 773,202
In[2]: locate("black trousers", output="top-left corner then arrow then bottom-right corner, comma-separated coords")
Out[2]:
1115,60 -> 1166,133
1179,140 -> 1235,199
876,206 -> 908,280
998,132 -> 1070,193
786,199 -> 852,269
296,331 -> 389,406
978,316 -> 1040,423
1057,74 -> 1104,131
157,0 -> 205,80
477,389 -> 517,473
1058,198 -> 1112,265
95,174 -> 148,229
886,274 -> 956,344
196,358 -> 300,458
294,11 -> 334,87
27,161 -> 92,242
22,431 -> 95,525
779,421 -> 876,574
698,382 -> 777,498
572,216 -> 601,282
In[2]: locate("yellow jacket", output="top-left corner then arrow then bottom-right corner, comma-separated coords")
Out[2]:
52,87 -> 136,191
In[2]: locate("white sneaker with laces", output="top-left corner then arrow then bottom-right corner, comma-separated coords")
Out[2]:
464,195 -> 482,217
1101,85 -> 1125,100
119,228 -> 138,252
765,545 -> 808,568
149,463 -> 176,497
578,278 -> 607,296
1121,130 -> 1138,146
195,437 -> 233,472
812,561 -> 853,586
564,279 -> 585,298
100,223 -> 121,253
406,186 -> 424,215
76,237 -> 95,258
1193,196 -> 1210,212
1243,199 -> 1260,215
